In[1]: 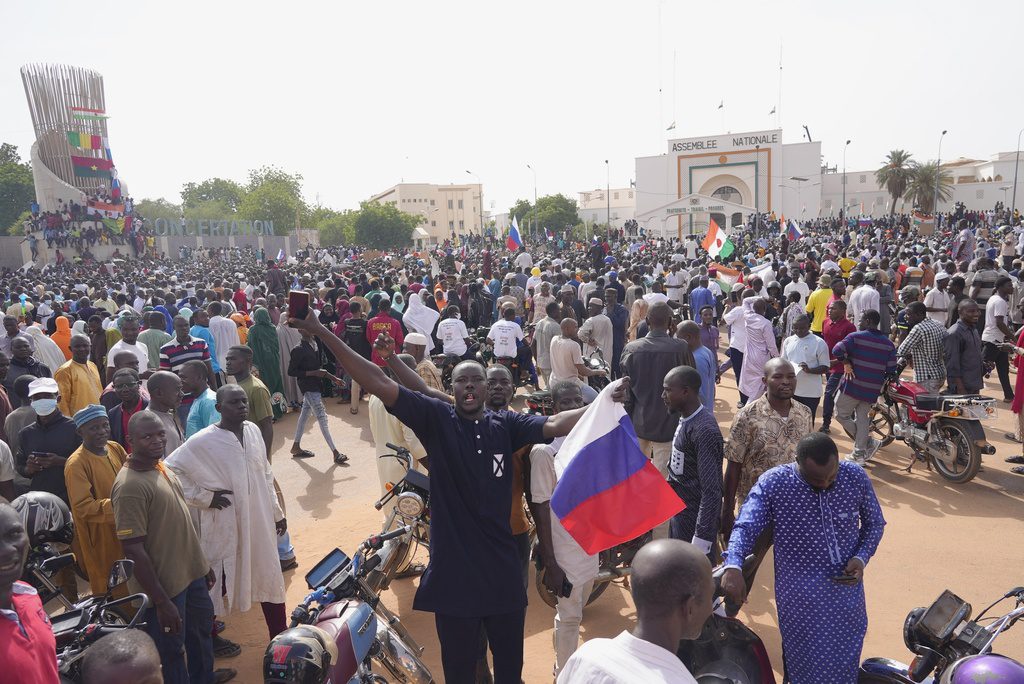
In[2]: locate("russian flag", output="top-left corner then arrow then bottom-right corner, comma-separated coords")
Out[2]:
787,219 -> 802,241
276,248 -> 285,261
551,380 -> 685,555
506,215 -> 523,251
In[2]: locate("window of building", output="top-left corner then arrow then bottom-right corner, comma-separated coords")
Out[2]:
430,199 -> 435,206
459,220 -> 465,230
613,192 -> 619,200
447,199 -> 453,209
711,185 -> 741,204
628,191 -> 634,199
458,199 -> 464,209
448,220 -> 454,230
859,174 -> 867,184
431,220 -> 436,227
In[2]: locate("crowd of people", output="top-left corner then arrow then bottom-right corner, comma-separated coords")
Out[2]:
0,200 -> 1022,684
21,190 -> 152,263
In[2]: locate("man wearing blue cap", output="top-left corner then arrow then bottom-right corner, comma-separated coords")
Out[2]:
65,404 -> 127,597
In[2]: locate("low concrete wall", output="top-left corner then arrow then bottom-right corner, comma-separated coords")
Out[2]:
0,234 -> 307,272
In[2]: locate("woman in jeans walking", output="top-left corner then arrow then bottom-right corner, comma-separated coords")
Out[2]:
287,327 -> 348,465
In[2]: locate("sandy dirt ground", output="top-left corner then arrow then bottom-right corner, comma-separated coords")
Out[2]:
215,370 -> 1024,683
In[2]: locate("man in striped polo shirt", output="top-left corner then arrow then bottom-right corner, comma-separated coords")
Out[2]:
831,309 -> 898,466
159,316 -> 216,389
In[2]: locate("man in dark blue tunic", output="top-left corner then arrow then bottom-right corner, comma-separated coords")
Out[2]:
289,310 -> 628,684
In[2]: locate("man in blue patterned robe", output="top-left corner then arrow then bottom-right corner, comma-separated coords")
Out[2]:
721,432 -> 886,683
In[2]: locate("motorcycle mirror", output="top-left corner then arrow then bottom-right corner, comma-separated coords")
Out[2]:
107,559 -> 134,590
40,553 -> 76,577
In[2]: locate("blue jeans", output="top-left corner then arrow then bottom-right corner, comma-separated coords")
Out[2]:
821,371 -> 843,426
293,391 -> 337,451
144,577 -> 214,684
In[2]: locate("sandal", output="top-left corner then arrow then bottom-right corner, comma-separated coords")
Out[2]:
1004,433 -> 1022,444
291,449 -> 316,459
1011,465 -> 1024,475
333,452 -> 350,466
1005,455 -> 1024,464
213,634 -> 241,658
350,407 -> 359,415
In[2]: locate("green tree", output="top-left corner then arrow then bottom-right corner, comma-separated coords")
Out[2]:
903,162 -> 953,214
308,206 -> 357,246
246,166 -> 304,197
533,194 -> 580,236
5,210 -> 31,236
134,197 -> 182,222
0,144 -> 35,235
238,182 -> 304,233
183,199 -> 234,221
874,150 -> 915,215
353,201 -> 420,249
180,177 -> 245,212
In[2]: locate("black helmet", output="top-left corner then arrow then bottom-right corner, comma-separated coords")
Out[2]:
263,625 -> 337,684
11,492 -> 73,546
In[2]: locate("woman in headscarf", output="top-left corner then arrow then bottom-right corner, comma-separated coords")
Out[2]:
26,326 -> 67,374
332,300 -> 352,337
275,308 -> 303,408
403,290 -> 440,354
230,312 -> 249,345
628,295 -> 649,342
245,307 -> 286,420
49,315 -> 73,360
153,302 -> 174,333
71,319 -> 87,336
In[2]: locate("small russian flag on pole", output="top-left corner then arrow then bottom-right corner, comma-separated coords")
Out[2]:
506,216 -> 523,251
551,379 -> 685,554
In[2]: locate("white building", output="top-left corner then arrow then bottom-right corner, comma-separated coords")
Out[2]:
820,151 -> 1024,217
367,182 -> 483,247
635,128 -> 821,239
577,187 -> 637,230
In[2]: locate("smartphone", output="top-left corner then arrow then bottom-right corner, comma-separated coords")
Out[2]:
561,576 -> 574,598
288,290 -> 310,326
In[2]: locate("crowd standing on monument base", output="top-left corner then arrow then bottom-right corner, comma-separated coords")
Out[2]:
1,202 -> 1023,683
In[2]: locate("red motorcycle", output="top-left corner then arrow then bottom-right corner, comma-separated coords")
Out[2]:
846,373 -> 996,484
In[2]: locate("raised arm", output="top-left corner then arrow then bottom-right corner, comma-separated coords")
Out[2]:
288,310 -> 399,406
376,333 -> 452,404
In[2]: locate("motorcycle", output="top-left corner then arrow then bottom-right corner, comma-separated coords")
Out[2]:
677,555 -> 776,683
522,350 -> 610,416
23,542 -> 79,611
365,443 -> 431,594
532,531 -> 651,609
52,559 -> 150,683
287,528 -> 433,683
845,370 -> 995,484
859,585 -> 1024,682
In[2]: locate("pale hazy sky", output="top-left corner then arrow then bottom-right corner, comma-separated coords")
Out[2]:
2,0 -> 1022,215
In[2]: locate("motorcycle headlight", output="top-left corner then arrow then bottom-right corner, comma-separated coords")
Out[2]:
396,492 -> 424,518
903,607 -> 926,653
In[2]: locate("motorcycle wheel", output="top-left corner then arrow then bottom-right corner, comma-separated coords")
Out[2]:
931,419 -> 983,484
842,404 -> 895,448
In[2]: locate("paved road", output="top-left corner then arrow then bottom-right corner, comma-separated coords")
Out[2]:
221,373 -> 1024,683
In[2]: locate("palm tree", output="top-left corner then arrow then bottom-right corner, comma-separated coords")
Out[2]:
903,161 -> 953,214
874,150 -> 914,215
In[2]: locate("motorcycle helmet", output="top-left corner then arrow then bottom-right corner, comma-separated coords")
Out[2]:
263,625 -> 338,684
942,654 -> 1024,684
11,492 -> 74,546
695,660 -> 750,683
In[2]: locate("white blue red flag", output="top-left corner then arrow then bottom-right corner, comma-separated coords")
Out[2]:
506,216 -> 523,250
786,219 -> 802,241
551,379 -> 685,554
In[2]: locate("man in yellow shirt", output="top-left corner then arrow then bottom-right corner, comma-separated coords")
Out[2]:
55,335 -> 103,418
64,404 -> 127,596
805,274 -> 834,335
838,253 -> 857,278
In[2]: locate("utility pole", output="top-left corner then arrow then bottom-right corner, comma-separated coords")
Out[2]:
934,130 -> 947,220
605,159 -> 610,238
1012,128 -> 1023,218
842,139 -> 851,219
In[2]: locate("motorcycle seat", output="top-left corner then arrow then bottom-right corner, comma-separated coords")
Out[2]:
915,394 -> 945,410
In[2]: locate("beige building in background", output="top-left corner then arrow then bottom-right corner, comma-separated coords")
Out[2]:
577,186 -> 636,229
368,182 -> 483,247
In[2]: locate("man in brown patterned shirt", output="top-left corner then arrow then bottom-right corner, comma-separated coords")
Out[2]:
720,358 -> 812,591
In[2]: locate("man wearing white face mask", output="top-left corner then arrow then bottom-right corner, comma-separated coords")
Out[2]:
16,378 -> 82,506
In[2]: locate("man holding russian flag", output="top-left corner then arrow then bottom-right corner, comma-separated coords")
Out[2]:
286,307 -> 632,684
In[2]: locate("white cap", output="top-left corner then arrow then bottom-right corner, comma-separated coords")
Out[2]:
28,377 -> 59,397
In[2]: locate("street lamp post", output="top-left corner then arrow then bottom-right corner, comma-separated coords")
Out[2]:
526,164 -> 538,237
934,130 -> 947,219
605,160 -> 610,238
1012,128 -> 1023,218
790,176 -> 809,217
754,145 -> 760,234
465,170 -> 483,237
842,139 -> 851,218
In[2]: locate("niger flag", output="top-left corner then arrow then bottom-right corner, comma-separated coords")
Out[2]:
701,218 -> 734,259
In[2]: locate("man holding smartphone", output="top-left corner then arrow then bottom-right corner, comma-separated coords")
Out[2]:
720,433 -> 886,684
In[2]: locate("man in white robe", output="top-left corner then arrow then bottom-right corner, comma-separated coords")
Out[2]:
738,296 -> 779,403
207,302 -> 240,373
166,384 -> 288,637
